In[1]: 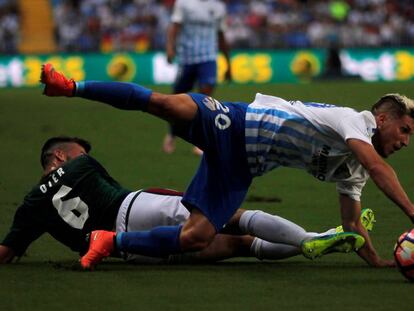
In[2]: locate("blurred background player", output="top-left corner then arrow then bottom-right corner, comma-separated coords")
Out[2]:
163,0 -> 232,155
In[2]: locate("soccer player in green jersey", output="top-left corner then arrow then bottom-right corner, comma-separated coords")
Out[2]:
0,136 -> 368,265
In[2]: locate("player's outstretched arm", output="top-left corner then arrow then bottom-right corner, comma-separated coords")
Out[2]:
339,194 -> 394,267
347,139 -> 414,223
0,245 -> 15,264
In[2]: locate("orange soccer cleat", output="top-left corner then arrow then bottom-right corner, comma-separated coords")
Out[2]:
80,230 -> 116,270
40,63 -> 75,97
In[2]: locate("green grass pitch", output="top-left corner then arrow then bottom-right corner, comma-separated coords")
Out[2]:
1,81 -> 414,310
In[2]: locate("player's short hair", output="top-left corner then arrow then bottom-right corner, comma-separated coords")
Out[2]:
371,93 -> 414,119
40,136 -> 91,169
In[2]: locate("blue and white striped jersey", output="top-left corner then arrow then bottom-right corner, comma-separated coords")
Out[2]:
245,94 -> 377,201
171,0 -> 226,65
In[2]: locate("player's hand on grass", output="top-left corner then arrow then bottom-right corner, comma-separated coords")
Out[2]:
358,247 -> 395,268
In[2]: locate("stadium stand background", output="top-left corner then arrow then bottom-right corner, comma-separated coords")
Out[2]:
0,0 -> 20,54
3,0 -> 414,55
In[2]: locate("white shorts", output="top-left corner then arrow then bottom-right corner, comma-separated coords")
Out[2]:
115,190 -> 190,263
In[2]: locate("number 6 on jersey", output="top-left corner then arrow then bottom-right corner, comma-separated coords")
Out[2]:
52,185 -> 89,229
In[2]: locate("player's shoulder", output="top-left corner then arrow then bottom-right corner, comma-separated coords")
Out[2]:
359,110 -> 376,125
188,0 -> 226,12
337,109 -> 376,127
249,93 -> 290,108
23,155 -> 105,203
62,154 -> 111,179
174,0 -> 192,9
218,0 -> 226,11
209,0 -> 226,16
45,155 -> 103,184
65,154 -> 100,169
212,0 -> 226,10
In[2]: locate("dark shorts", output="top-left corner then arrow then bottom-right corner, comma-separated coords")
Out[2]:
174,61 -> 217,93
180,93 -> 253,231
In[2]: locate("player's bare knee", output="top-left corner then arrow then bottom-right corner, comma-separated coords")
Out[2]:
228,209 -> 246,226
180,228 -> 215,251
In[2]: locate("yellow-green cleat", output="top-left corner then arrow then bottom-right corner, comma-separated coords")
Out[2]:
301,232 -> 365,260
336,208 -> 376,233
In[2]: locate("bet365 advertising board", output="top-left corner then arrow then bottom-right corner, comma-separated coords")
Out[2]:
0,48 -> 413,87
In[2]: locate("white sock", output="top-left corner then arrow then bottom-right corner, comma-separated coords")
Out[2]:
307,228 -> 337,238
251,238 -> 301,260
239,210 -> 309,247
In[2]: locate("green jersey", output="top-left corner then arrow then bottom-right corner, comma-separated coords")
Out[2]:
1,155 -> 130,256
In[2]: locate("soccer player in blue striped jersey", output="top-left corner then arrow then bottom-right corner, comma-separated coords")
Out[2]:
41,64 -> 414,269
163,0 -> 232,154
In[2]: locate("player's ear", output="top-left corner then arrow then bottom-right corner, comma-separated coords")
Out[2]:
53,149 -> 67,163
375,112 -> 388,129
